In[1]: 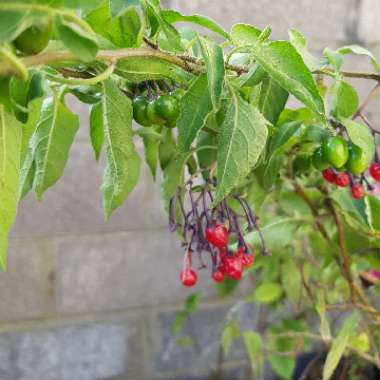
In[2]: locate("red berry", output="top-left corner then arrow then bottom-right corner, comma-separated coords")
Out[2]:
242,253 -> 255,268
180,268 -> 197,287
225,256 -> 243,281
322,168 -> 336,184
369,162 -> 380,181
205,224 -> 229,248
212,269 -> 225,283
351,183 -> 365,200
335,172 -> 350,187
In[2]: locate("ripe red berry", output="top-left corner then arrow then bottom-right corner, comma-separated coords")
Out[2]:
335,172 -> 350,187
369,162 -> 380,181
180,268 -> 197,287
322,168 -> 336,184
351,183 -> 365,200
205,224 -> 229,248
242,253 -> 255,268
225,256 -> 243,281
212,269 -> 225,283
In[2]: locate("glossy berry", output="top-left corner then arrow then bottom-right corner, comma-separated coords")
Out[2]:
346,144 -> 368,174
335,172 -> 350,187
225,256 -> 243,281
312,147 -> 329,171
242,253 -> 255,268
180,268 -> 197,287
205,224 -> 229,248
351,184 -> 365,199
132,96 -> 151,126
322,168 -> 336,184
14,19 -> 52,55
369,162 -> 380,181
212,269 -> 225,283
146,100 -> 166,125
154,94 -> 179,127
322,136 -> 349,169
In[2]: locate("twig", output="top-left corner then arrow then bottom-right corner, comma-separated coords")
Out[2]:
353,82 -> 380,118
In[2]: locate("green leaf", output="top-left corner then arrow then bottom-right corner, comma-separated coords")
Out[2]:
184,291 -> 201,313
89,102 -> 103,161
338,45 -> 380,74
161,151 -> 187,205
198,37 -> 225,112
258,77 -> 289,125
117,56 -> 191,83
0,10 -> 27,43
365,195 -> 380,232
0,106 -> 22,270
215,90 -> 268,203
86,2 -> 143,47
109,0 -> 140,18
238,64 -> 267,88
56,16 -> 98,62
29,97 -> 79,199
177,74 -> 212,151
230,23 -> 261,46
161,10 -> 229,39
324,48 -> 343,71
249,41 -> 326,122
158,128 -> 176,170
323,312 -> 360,380
289,28 -> 326,71
269,121 -> 303,156
281,259 -> 302,304
253,283 -> 283,303
331,78 -> 358,118
142,130 -> 159,179
316,290 -> 331,340
101,79 -> 141,218
221,320 -> 240,356
341,119 -> 375,167
243,331 -> 263,372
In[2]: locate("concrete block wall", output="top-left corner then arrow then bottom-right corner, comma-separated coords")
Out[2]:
1,1 -> 379,379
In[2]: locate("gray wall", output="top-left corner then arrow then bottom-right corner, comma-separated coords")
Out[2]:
1,1 -> 379,379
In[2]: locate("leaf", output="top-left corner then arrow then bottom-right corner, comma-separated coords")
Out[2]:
323,313 -> 360,380
0,106 -> 22,270
101,79 -> 141,218
365,195 -> 380,232
184,291 -> 201,313
0,10 -> 27,43
289,28 -> 326,71
341,119 -> 375,167
243,331 -> 263,369
161,151 -> 187,205
177,74 -> 213,151
231,23 -> 261,46
198,37 -> 225,112
269,121 -> 303,156
109,0 -> 140,18
238,64 -> 267,88
161,10 -> 229,39
258,77 -> 289,125
249,41 -> 326,122
253,283 -> 283,303
158,128 -> 176,170
316,290 -> 331,340
338,45 -> 380,74
56,16 -> 98,62
89,102 -> 104,161
281,260 -> 302,304
29,97 -> 79,199
117,56 -> 191,83
215,90 -> 268,203
331,78 -> 359,118
86,2 -> 143,47
142,130 -> 159,179
221,320 -> 240,356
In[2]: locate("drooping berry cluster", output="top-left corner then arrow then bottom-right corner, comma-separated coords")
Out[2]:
169,179 -> 268,287
132,80 -> 184,128
312,135 -> 380,199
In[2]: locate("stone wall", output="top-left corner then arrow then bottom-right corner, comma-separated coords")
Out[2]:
1,1 -> 379,379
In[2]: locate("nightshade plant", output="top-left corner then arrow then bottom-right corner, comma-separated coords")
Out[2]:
0,1 -> 380,378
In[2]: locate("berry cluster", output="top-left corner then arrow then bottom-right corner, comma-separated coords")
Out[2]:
169,180 -> 268,287
312,136 -> 380,199
132,81 -> 184,128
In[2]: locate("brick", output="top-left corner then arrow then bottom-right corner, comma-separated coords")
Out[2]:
169,0 -> 355,49
55,230 -> 222,314
358,0 -> 380,44
0,240 -> 53,322
11,140 -> 168,239
0,322 -> 128,380
152,303 -> 256,373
